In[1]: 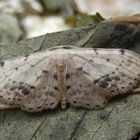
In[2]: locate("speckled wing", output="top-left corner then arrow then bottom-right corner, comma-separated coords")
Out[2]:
0,46 -> 140,111
66,48 -> 140,109
0,51 -> 60,112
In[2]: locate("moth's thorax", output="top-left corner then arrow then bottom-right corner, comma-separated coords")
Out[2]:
49,50 -> 72,109
51,50 -> 71,74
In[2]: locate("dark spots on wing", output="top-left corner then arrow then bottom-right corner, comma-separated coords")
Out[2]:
94,79 -> 98,84
129,82 -> 132,85
10,87 -> 15,91
94,72 -> 128,93
31,65 -> 34,67
18,85 -> 23,90
120,73 -> 126,77
103,101 -> 106,105
116,67 -> 119,70
116,88 -> 119,91
110,89 -> 115,92
106,96 -> 110,100
37,106 -> 42,109
15,67 -> 18,70
93,48 -> 98,54
89,59 -> 93,62
83,70 -> 88,75
29,108 -> 33,111
78,101 -> 81,104
119,49 -> 125,55
0,96 -> 3,98
22,105 -> 26,108
112,76 -> 120,81
21,88 -> 30,95
16,83 -> 32,95
54,86 -> 58,90
50,102 -> 54,105
37,75 -> 42,80
77,67 -> 88,74
12,81 -> 16,83
24,54 -> 30,61
112,72 -> 115,74
106,77 -> 112,82
86,103 -> 90,107
77,67 -> 83,71
73,100 -> 77,104
0,61 -> 4,67
8,97 -> 11,100
53,74 -> 58,80
49,91 -> 56,97
25,54 -> 30,57
66,73 -> 70,79
106,59 -> 110,62
42,70 -> 48,74
62,46 -> 72,49
63,46 -> 69,49
24,106 -> 43,111
30,86 -> 35,89
95,105 -> 100,108
66,85 -> 71,90
25,54 -> 29,57
134,78 -> 138,81
98,80 -> 108,88
19,82 -> 24,85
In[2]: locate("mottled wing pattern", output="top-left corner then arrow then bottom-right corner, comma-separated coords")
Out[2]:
0,51 -> 60,112
66,67 -> 111,109
66,48 -> 140,109
0,46 -> 140,111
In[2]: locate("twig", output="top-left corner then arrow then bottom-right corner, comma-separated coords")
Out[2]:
29,113 -> 47,140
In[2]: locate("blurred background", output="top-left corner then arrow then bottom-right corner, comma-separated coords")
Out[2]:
0,0 -> 140,44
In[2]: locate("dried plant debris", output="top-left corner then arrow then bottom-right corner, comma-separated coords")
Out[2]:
0,45 -> 139,112
109,13 -> 140,23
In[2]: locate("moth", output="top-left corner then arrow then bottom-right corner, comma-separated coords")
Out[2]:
0,45 -> 139,112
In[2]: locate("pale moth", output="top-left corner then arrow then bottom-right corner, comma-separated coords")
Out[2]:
0,46 -> 139,112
